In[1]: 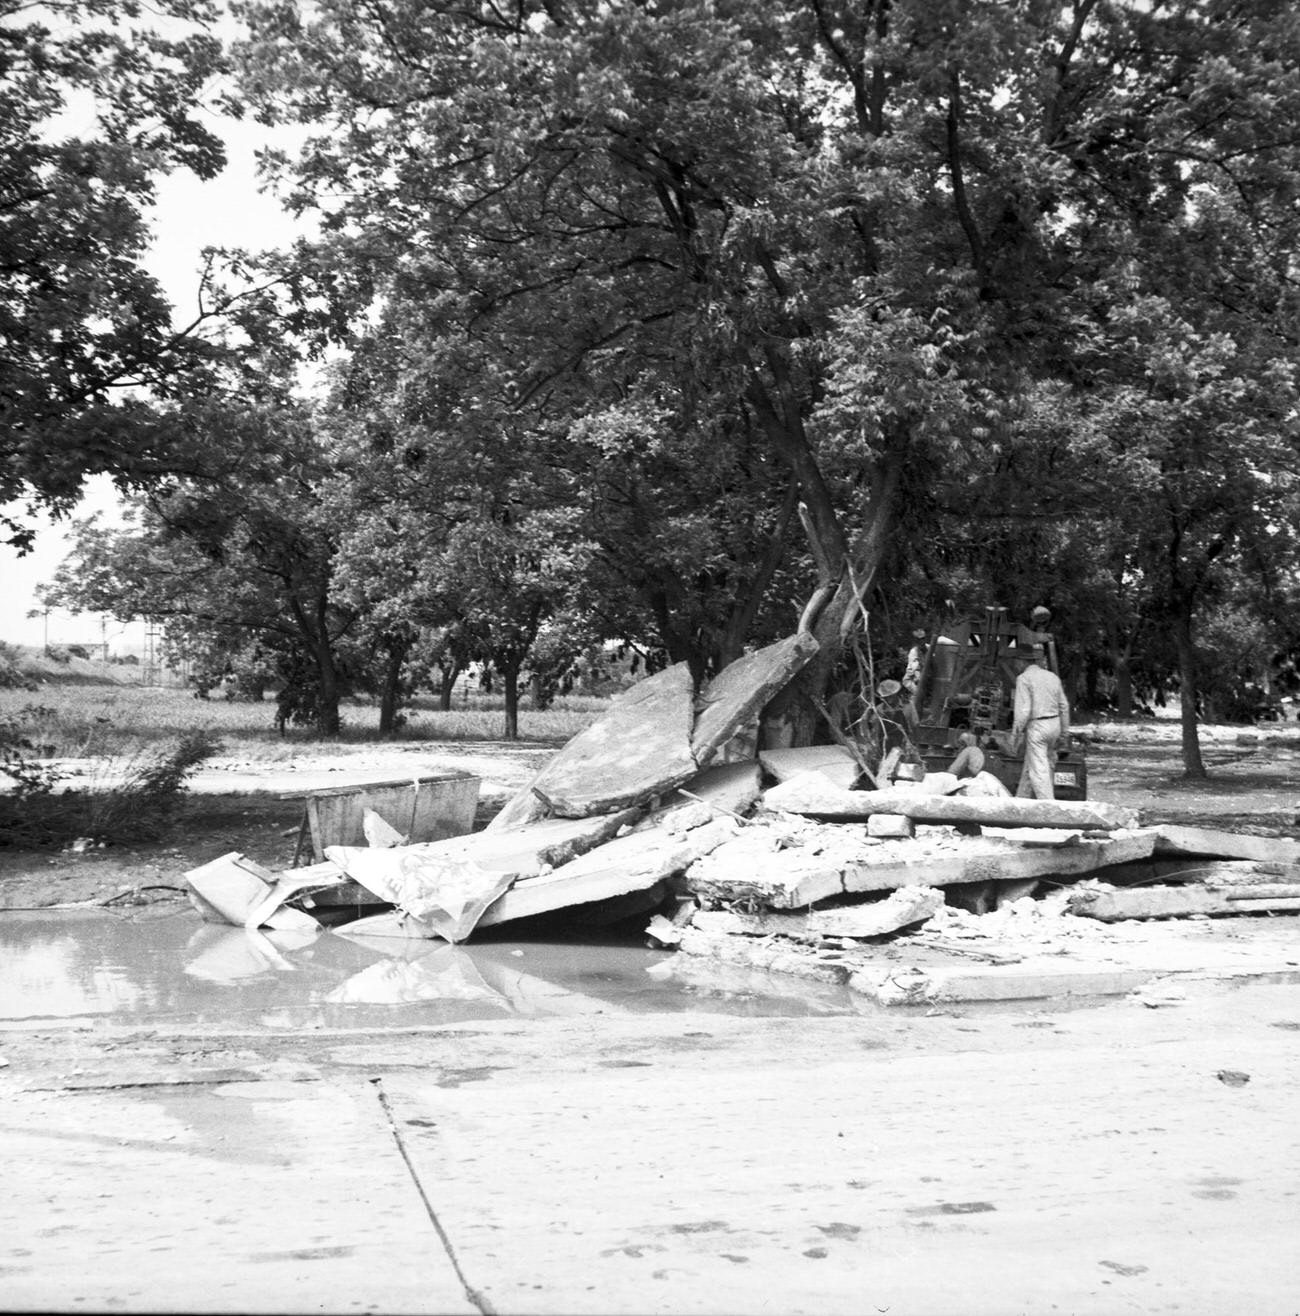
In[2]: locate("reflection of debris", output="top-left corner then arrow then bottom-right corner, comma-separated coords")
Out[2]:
184,924 -> 320,982
183,632 -> 1300,1003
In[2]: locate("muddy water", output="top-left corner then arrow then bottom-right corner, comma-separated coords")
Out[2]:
0,907 -> 869,1030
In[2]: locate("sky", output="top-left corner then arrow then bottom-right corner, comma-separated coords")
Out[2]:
0,56 -> 309,653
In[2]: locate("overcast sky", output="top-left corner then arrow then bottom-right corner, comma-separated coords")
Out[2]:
1,104 -> 309,651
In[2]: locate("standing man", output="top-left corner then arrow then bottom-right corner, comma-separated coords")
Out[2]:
1011,655 -> 1070,799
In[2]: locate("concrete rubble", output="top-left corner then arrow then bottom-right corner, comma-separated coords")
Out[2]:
183,631 -> 1300,1000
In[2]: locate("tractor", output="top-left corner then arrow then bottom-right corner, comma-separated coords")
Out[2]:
898,606 -> 1088,800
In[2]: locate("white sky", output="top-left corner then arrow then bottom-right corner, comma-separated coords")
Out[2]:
1,96 -> 311,651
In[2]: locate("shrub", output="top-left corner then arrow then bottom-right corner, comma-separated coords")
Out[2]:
0,641 -> 37,691
0,726 -> 223,848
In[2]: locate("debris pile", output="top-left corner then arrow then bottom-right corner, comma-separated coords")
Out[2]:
184,633 -> 1300,1001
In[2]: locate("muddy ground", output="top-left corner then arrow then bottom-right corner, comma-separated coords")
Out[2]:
2,718 -> 1297,911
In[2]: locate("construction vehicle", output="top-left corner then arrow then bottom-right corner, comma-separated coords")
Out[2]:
898,606 -> 1088,800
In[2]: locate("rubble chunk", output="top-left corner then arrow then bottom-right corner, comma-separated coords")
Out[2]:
867,814 -> 915,840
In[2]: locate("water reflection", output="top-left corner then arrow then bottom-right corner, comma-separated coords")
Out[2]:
0,906 -> 870,1029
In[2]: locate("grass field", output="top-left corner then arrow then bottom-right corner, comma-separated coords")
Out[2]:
0,684 -> 606,761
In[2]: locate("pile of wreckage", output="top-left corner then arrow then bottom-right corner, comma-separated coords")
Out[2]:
186,632 -> 1300,1003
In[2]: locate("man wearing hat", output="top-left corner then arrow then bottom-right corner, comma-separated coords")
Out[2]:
1010,652 -> 1070,799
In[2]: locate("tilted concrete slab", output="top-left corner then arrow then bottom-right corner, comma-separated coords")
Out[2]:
531,663 -> 697,817
763,777 -> 1140,830
325,811 -> 639,941
478,817 -> 737,928
691,632 -> 820,767
1154,824 -> 1300,865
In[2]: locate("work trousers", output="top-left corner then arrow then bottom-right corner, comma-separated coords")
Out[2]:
1016,718 -> 1061,799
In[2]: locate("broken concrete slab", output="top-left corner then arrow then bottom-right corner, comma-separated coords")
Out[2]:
980,827 -> 1084,847
325,811 -> 640,942
650,760 -> 764,823
758,744 -> 858,788
320,850 -> 518,943
477,817 -> 738,928
1068,884 -> 1300,922
692,886 -> 943,942
675,926 -> 852,986
184,852 -> 331,933
1153,825 -> 1300,865
761,778 -> 1140,830
686,827 -> 1158,910
691,633 -> 820,768
530,663 -> 698,818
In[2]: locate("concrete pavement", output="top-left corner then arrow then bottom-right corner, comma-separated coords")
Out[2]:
2,978 -> 1298,1314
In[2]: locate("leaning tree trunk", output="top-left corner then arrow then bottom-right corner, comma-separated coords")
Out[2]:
764,452 -> 903,747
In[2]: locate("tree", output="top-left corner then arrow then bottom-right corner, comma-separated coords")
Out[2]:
42,405 -> 366,736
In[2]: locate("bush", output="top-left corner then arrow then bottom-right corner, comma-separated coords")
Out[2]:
0,726 -> 223,848
45,646 -> 71,664
0,641 -> 37,691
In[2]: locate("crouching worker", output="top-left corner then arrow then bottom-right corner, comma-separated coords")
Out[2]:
948,732 -> 1010,798
1011,655 -> 1070,799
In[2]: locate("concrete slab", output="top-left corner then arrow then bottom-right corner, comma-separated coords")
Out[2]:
763,779 -> 1141,830
759,744 -> 859,787
1155,824 -> 1300,864
691,633 -> 819,767
478,817 -> 737,928
532,664 -> 697,817
687,828 -> 1158,909
0,1073 -> 478,1314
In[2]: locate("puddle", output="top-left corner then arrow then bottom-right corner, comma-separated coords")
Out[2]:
0,907 -> 871,1030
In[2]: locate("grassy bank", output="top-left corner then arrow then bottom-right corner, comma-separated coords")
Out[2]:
0,684 -> 605,761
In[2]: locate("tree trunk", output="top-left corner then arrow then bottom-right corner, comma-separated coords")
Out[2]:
377,641 -> 409,735
502,662 -> 520,740
438,661 -> 461,711
316,646 -> 341,737
1114,652 -> 1134,718
1173,601 -> 1206,778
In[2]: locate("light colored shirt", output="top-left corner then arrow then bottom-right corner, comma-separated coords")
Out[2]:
1012,664 -> 1070,738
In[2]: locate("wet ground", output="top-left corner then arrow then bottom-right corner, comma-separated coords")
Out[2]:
0,905 -> 870,1033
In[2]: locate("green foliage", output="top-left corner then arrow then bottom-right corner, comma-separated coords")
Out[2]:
0,641 -> 37,691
